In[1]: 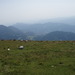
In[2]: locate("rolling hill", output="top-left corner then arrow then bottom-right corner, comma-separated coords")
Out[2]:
34,31 -> 75,41
0,25 -> 27,40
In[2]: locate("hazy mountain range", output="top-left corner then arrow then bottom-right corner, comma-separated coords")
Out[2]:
34,31 -> 75,41
13,22 -> 75,35
0,17 -> 75,40
0,25 -> 27,40
38,16 -> 75,25
11,17 -> 75,35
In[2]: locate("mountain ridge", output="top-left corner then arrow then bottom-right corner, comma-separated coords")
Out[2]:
34,31 -> 75,41
12,22 -> 75,35
0,25 -> 27,40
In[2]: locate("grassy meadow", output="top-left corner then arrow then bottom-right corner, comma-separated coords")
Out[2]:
0,40 -> 75,75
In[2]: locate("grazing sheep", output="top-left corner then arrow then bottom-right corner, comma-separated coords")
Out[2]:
7,48 -> 10,51
19,46 -> 24,49
25,40 -> 28,42
26,40 -> 28,42
20,40 -> 23,42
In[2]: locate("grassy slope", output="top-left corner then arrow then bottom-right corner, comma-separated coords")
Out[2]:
0,40 -> 75,75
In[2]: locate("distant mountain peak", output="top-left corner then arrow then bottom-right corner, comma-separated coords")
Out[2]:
0,25 -> 27,40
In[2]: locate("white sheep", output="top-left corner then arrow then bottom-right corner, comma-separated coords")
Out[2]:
7,48 -> 10,51
19,46 -> 24,49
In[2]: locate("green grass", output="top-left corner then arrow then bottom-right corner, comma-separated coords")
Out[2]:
0,40 -> 75,75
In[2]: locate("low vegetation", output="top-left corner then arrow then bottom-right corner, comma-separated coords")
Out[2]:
0,40 -> 75,75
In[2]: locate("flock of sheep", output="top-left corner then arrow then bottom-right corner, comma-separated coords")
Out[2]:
7,40 -> 31,51
7,45 -> 24,51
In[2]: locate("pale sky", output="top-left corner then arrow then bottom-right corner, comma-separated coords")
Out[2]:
0,0 -> 75,25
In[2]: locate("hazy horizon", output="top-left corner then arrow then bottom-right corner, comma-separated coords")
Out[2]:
0,0 -> 75,25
